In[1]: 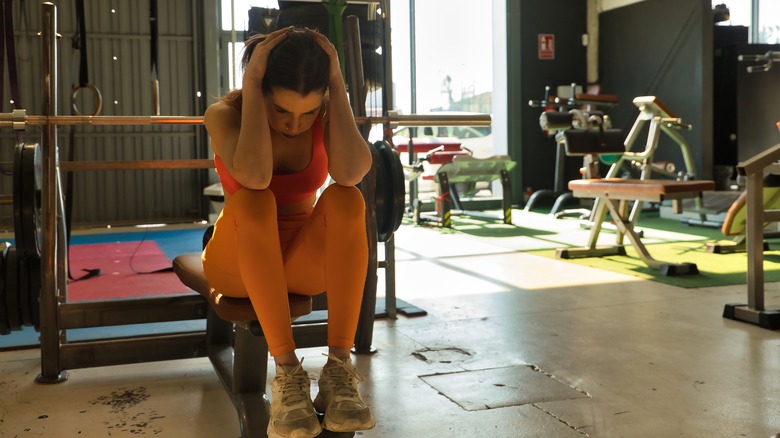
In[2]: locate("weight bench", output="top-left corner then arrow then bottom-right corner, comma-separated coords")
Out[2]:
556,178 -> 716,275
172,253 -> 353,438
420,153 -> 516,227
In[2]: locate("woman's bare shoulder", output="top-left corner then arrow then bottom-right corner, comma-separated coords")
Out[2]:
204,100 -> 240,126
204,101 -> 241,156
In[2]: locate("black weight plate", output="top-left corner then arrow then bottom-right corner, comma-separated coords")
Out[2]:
13,143 -> 27,255
0,244 -> 11,335
17,255 -> 31,327
28,255 -> 41,331
376,141 -> 405,242
383,143 -> 406,237
4,245 -> 21,331
20,143 -> 43,258
371,143 -> 388,241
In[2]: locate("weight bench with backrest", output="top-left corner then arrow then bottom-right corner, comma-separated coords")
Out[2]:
172,252 -> 352,438
428,153 -> 517,227
557,178 -> 716,275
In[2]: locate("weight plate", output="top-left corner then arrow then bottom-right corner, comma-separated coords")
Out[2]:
0,243 -> 11,335
384,144 -> 406,238
375,141 -> 406,242
4,245 -> 21,331
28,255 -> 41,331
17,255 -> 31,327
20,143 -> 43,258
371,144 -> 388,241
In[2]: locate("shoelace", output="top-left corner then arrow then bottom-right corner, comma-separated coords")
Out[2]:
279,361 -> 310,407
323,353 -> 365,397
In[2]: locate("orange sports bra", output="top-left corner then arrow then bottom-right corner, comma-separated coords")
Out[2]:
214,117 -> 328,204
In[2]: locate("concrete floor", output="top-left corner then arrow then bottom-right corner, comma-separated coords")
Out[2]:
1,211 -> 780,437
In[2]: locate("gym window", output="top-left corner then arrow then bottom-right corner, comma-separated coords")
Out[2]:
713,1 -> 780,43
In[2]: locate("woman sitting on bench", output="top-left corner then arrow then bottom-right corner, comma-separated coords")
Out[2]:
202,27 -> 375,438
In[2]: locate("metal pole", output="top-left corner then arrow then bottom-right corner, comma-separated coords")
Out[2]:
407,0 -> 419,209
37,1 -> 67,384
9,114 -> 490,128
409,0 -> 416,115
745,171 -> 764,310
381,0 -> 393,117
751,0 -> 759,44
380,0 -> 397,320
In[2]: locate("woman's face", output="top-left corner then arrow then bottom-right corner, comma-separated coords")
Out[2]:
265,87 -> 325,139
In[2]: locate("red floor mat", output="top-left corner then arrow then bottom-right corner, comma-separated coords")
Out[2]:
67,241 -> 192,302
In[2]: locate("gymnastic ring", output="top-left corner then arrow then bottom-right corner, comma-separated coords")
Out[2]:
71,83 -> 103,116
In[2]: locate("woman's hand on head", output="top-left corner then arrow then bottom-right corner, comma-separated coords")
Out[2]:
244,27 -> 291,86
307,29 -> 342,83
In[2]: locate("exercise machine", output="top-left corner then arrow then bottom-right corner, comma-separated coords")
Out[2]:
708,50 -> 780,254
578,96 -> 707,232
395,116 -> 516,229
417,149 -> 516,228
550,95 -> 719,274
525,83 -> 620,214
722,137 -> 780,329
720,50 -> 780,329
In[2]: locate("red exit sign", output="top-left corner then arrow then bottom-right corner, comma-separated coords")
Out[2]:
538,34 -> 555,60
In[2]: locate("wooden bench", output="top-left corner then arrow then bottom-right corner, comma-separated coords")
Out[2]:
173,253 -> 351,438
556,178 -> 716,275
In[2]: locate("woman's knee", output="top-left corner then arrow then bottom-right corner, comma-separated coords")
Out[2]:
225,188 -> 278,226
319,184 -> 366,219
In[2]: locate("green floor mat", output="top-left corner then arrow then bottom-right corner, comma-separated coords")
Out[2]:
409,209 -> 722,252
529,240 -> 780,288
407,208 -> 776,288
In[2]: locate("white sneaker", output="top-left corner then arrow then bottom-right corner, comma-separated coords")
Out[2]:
313,354 -> 376,432
268,361 -> 322,438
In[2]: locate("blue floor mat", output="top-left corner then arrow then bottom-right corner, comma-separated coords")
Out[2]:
70,228 -> 206,259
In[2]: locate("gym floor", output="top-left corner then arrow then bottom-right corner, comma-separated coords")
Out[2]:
0,210 -> 779,437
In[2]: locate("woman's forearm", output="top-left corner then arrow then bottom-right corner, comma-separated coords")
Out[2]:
233,80 -> 274,189
326,79 -> 372,186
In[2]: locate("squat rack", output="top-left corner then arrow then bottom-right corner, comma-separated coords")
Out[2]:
5,2 -> 492,383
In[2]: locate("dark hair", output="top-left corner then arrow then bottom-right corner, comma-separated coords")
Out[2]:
223,28 -> 329,107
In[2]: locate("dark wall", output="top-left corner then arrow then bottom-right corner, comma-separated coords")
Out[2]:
733,43 -> 780,161
506,0 -> 587,205
599,0 -> 713,179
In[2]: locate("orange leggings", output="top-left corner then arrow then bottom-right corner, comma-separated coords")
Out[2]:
202,184 -> 368,356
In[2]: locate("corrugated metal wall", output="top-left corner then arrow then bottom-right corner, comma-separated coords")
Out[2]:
1,0 -> 209,229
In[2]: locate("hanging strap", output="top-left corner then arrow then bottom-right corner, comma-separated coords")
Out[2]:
66,0 -> 100,282
1,0 -> 24,143
150,0 -> 160,115
74,0 -> 88,88
70,0 -> 101,116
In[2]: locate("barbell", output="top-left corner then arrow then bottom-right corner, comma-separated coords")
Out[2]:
0,108 -> 491,129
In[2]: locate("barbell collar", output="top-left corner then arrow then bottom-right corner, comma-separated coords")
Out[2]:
0,109 -> 28,131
